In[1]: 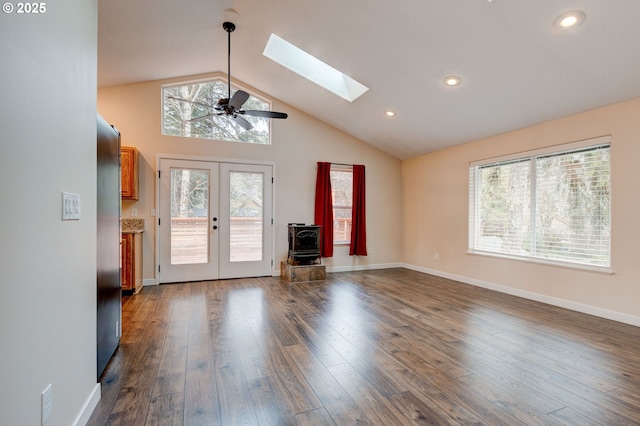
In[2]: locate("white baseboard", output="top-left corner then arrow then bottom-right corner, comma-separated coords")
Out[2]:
326,262 -> 403,273
273,262 -> 403,276
73,383 -> 100,426
143,278 -> 158,286
402,263 -> 640,327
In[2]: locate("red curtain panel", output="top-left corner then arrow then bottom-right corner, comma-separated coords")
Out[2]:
350,164 -> 367,256
314,162 -> 334,257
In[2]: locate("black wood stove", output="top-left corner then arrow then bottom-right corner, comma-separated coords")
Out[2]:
287,223 -> 321,264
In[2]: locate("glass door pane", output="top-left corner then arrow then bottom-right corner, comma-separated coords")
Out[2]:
229,171 -> 263,262
170,167 -> 209,265
158,158 -> 218,284
219,163 -> 272,279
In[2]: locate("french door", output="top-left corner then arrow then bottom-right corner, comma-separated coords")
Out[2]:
158,158 -> 273,283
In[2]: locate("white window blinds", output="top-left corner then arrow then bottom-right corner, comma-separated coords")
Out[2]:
469,137 -> 611,269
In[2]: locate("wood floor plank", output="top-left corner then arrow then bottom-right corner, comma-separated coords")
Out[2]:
183,332 -> 220,425
387,390 -> 458,425
214,350 -> 260,425
283,309 -> 346,367
87,343 -> 136,424
102,360 -> 157,425
514,359 -> 640,425
457,373 -> 567,426
384,349 -> 524,426
326,362 -> 414,425
257,328 -> 323,415
461,358 -> 567,415
293,407 -> 336,426
132,303 -> 170,370
548,406 -> 606,426
146,393 -> 184,426
88,270 -> 640,425
247,375 -> 296,425
230,325 -> 272,381
152,323 -> 188,398
286,344 -> 370,424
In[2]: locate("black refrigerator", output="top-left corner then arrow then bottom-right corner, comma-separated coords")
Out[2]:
96,113 -> 121,378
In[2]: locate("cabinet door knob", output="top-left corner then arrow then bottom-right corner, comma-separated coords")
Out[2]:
213,225 -> 218,230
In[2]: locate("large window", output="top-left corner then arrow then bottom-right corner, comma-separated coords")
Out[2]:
162,78 -> 271,144
469,137 -> 611,269
330,166 -> 353,244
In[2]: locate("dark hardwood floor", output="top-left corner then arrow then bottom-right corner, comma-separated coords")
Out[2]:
87,268 -> 640,425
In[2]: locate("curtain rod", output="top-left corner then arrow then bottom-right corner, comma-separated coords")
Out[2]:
330,162 -> 364,167
321,162 -> 364,167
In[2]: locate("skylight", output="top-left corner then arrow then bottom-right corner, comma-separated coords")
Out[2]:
263,34 -> 369,102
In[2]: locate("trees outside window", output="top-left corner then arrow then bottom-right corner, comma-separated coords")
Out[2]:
469,137 -> 611,268
330,166 -> 353,243
162,79 -> 271,144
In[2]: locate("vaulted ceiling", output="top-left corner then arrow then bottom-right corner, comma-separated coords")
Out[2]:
98,0 -> 640,159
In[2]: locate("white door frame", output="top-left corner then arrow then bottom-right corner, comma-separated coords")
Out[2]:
155,154 -> 276,283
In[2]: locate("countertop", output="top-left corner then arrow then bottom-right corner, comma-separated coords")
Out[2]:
122,218 -> 145,233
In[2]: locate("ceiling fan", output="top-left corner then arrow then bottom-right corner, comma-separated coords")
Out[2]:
168,21 -> 287,131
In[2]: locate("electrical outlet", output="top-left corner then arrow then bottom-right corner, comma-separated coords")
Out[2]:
434,252 -> 440,261
41,383 -> 52,424
150,209 -> 156,217
131,208 -> 138,217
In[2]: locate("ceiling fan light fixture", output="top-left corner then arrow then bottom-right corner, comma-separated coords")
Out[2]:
443,75 -> 462,87
554,10 -> 586,30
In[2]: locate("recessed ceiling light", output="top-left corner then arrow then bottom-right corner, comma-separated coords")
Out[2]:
443,75 -> 462,87
554,10 -> 586,30
385,110 -> 396,117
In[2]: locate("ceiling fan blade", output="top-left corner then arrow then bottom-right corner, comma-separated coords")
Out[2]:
228,90 -> 250,110
167,96 -> 212,109
241,110 -> 288,119
232,115 -> 253,130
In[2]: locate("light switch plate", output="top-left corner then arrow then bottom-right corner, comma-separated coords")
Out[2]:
62,192 -> 81,220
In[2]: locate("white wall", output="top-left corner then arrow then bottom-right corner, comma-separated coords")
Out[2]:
0,2 -> 100,425
98,72 -> 403,281
403,97 -> 640,325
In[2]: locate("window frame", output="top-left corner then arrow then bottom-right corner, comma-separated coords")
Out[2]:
161,76 -> 273,145
330,164 -> 353,245
468,136 -> 612,273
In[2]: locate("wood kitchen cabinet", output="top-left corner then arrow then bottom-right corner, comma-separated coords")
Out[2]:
121,146 -> 139,200
121,231 -> 143,293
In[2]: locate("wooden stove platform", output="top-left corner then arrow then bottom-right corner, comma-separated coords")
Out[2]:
281,261 -> 326,282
